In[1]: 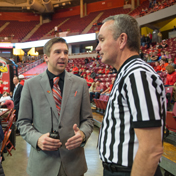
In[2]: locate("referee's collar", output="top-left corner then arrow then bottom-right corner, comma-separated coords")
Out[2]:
47,69 -> 65,81
117,55 -> 140,74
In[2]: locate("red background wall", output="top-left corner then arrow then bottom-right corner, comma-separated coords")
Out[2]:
0,0 -> 145,21
0,12 -> 40,21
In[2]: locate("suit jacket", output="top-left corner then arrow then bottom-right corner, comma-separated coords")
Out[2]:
17,70 -> 94,176
13,83 -> 23,111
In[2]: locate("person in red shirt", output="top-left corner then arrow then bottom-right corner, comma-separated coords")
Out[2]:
0,99 -> 14,109
154,61 -> 161,72
160,57 -> 169,71
81,69 -> 86,77
105,68 -> 110,75
72,64 -> 79,75
98,66 -> 105,74
86,75 -> 94,88
165,65 -> 176,85
101,78 -> 115,95
19,74 -> 25,86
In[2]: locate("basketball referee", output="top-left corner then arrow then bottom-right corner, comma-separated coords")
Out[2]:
96,14 -> 166,176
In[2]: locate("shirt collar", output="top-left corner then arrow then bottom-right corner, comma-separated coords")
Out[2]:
47,69 -> 65,81
15,83 -> 19,88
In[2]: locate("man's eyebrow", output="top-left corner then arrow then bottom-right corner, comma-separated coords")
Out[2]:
54,49 -> 68,52
97,34 -> 103,40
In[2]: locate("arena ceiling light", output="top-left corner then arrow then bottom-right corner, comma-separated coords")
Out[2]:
14,33 -> 96,49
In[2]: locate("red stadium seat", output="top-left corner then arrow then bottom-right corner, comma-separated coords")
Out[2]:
166,102 -> 176,136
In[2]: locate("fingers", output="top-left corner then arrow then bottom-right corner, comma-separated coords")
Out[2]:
65,132 -> 82,150
37,133 -> 62,151
73,124 -> 79,133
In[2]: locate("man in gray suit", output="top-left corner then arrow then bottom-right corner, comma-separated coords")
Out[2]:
17,37 -> 94,176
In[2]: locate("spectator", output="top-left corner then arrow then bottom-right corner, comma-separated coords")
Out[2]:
154,61 -> 161,72
81,69 -> 86,77
0,99 -> 14,109
0,91 -> 11,103
84,57 -> 89,64
97,66 -> 105,74
165,65 -> 176,85
105,67 -> 110,75
12,76 -> 23,121
152,29 -> 158,43
157,31 -> 162,43
101,78 -> 115,95
72,64 -> 79,75
149,0 -> 153,8
156,42 -> 163,49
86,70 -> 91,77
162,40 -> 168,48
149,32 -> 152,43
160,57 -> 169,71
86,75 -> 94,88
145,53 -> 151,62
19,74 -> 25,86
89,82 -> 96,93
159,51 -> 165,60
151,55 -> 159,61
78,69 -> 83,77
165,51 -> 171,59
90,70 -> 96,79
141,35 -> 146,46
168,58 -> 176,69
145,34 -> 150,48
89,81 -> 103,102
173,26 -> 176,31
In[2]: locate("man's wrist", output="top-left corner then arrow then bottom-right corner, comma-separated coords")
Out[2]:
80,130 -> 86,142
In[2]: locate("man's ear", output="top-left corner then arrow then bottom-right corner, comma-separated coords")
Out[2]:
119,33 -> 127,50
44,54 -> 48,63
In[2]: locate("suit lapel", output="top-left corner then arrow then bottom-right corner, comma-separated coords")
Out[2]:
59,71 -> 73,124
39,71 -> 59,120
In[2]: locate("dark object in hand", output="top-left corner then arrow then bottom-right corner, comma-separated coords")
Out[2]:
49,131 -> 59,139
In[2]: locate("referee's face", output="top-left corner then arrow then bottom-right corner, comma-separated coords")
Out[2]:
96,20 -> 118,66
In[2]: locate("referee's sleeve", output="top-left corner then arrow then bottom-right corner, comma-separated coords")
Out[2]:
124,70 -> 166,128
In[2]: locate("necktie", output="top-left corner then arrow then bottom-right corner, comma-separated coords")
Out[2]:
52,77 -> 62,116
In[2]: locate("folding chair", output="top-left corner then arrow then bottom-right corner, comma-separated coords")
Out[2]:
165,102 -> 176,137
165,87 -> 174,111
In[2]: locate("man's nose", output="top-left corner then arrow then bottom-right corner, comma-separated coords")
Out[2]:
60,52 -> 66,58
96,44 -> 100,52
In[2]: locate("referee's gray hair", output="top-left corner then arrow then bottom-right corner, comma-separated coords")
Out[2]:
103,14 -> 140,52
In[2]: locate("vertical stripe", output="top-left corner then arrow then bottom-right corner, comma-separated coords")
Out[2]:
129,74 -> 142,121
141,71 -> 155,120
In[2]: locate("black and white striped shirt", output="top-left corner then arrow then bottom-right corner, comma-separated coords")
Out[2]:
98,55 -> 166,167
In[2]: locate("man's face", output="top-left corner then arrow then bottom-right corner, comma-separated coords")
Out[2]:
44,42 -> 68,75
13,77 -> 18,85
96,20 -> 119,66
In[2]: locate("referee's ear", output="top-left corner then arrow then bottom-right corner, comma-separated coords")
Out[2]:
119,33 -> 127,50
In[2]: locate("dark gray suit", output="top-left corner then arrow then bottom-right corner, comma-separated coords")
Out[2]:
17,70 -> 94,176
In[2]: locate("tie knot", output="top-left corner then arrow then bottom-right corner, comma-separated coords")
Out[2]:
53,77 -> 60,85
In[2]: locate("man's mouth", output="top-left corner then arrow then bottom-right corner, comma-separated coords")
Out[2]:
57,62 -> 65,65
100,53 -> 104,59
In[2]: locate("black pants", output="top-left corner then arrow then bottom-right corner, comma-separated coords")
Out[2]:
103,165 -> 162,176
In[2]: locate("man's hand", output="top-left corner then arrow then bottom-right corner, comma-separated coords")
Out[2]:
37,133 -> 62,151
65,124 -> 85,150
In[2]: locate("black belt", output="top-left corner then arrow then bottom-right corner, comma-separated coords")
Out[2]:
102,162 -> 131,173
